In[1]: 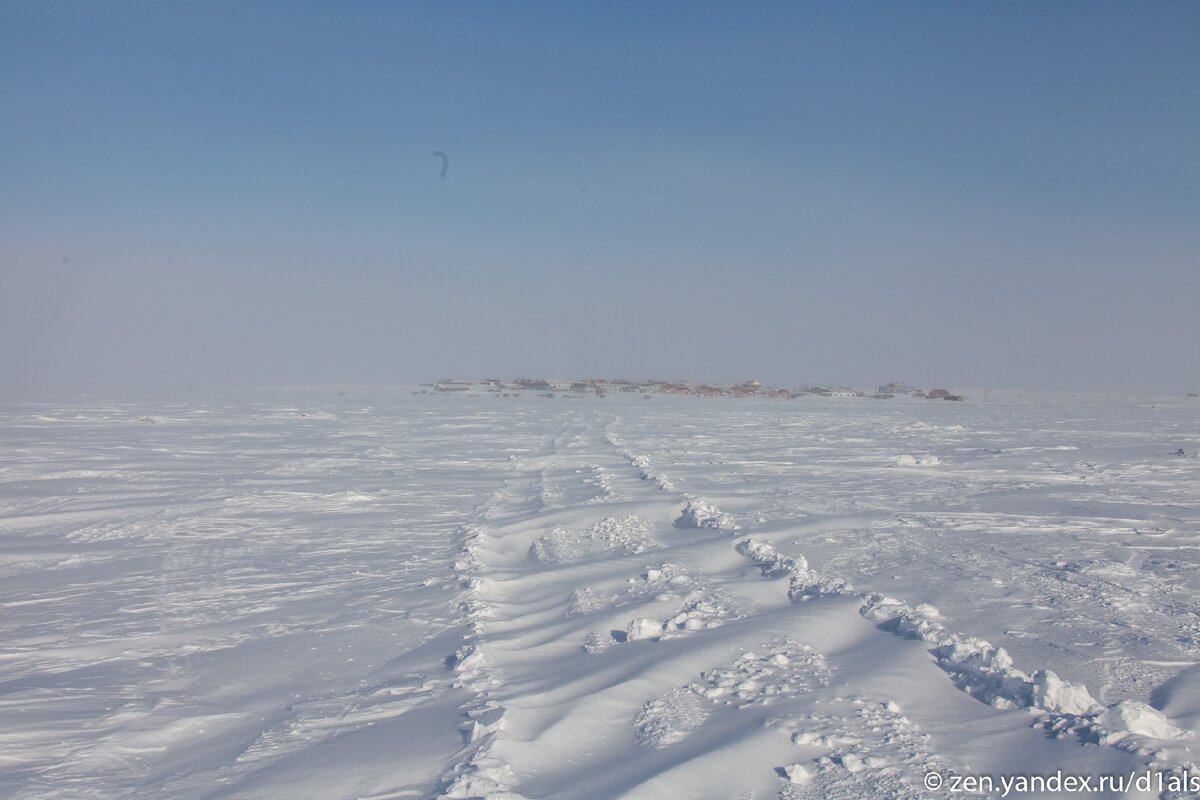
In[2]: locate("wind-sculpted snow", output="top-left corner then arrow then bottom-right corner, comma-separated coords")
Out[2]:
776,696 -> 955,800
673,496 -> 737,530
236,678 -> 439,766
585,556 -> 757,647
568,562 -> 702,622
623,588 -> 756,641
0,392 -> 548,800
606,425 -> 676,491
696,640 -> 832,705
736,537 -> 852,601
439,473 -> 532,800
861,593 -> 1039,710
1096,700 -> 1191,743
894,453 -> 939,466
860,589 -> 1200,775
859,592 -> 1117,723
4,391 -> 1197,799
528,514 -> 656,564
634,640 -> 829,748
537,458 -> 622,509
1038,698 -> 1194,753
1033,668 -> 1105,716
633,687 -> 713,747
629,454 -> 676,491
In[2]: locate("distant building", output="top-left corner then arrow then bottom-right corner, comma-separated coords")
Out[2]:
877,382 -> 916,396
927,388 -> 951,399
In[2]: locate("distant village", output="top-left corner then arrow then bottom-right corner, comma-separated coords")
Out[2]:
417,379 -> 965,401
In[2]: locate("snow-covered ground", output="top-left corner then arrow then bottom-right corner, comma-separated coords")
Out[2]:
2,390 -> 1198,798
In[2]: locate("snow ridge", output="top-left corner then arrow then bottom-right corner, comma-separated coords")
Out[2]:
624,587 -> 755,642
674,497 -> 738,530
710,481 -> 1195,768
735,537 -> 852,602
606,424 -> 676,492
858,593 -> 1196,768
604,420 -> 1198,779
440,503 -> 526,799
529,515 -> 656,564
860,594 -> 1038,710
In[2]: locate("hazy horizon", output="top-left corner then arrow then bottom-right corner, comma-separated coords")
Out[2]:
3,2 -> 1197,399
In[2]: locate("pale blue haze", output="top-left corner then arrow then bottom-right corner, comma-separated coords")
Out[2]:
2,2 -> 1197,395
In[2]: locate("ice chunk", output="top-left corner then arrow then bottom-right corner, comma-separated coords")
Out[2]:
1032,670 -> 1102,716
895,454 -> 939,466
674,498 -> 736,530
1098,701 -> 1189,742
782,763 -> 811,784
627,617 -> 664,641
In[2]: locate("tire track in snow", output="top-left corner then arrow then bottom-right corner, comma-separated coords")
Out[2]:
605,419 -> 1200,785
450,413 -> 771,798
439,465 -> 542,799
440,414 -> 633,799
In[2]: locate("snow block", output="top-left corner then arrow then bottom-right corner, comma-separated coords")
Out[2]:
674,498 -> 736,530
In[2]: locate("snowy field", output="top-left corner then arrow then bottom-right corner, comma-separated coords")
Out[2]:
2,390 -> 1199,799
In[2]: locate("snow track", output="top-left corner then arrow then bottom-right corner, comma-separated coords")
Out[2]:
4,392 -> 1198,799
437,405 -> 1195,798
0,395 -> 534,800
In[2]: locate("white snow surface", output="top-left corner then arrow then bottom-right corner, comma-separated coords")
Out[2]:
2,389 -> 1200,798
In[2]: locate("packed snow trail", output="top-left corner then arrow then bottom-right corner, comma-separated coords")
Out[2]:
3,390 -> 1198,799
0,393 -> 541,799
441,405 -> 1185,799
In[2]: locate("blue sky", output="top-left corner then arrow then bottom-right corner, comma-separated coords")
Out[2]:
2,1 -> 1197,395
